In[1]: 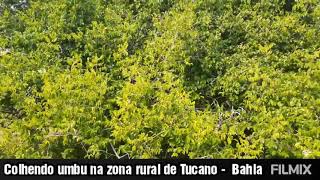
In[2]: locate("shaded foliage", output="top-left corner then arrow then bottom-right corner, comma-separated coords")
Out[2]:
0,0 -> 320,158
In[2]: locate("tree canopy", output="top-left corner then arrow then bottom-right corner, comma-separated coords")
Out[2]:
0,0 -> 320,158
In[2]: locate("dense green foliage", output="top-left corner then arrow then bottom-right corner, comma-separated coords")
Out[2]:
0,0 -> 320,159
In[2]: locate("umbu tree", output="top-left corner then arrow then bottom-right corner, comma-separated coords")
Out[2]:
0,0 -> 319,158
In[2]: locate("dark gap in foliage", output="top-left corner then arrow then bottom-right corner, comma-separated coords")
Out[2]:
59,39 -> 75,58
244,127 -> 254,136
25,77 -> 44,107
0,91 -> 25,119
2,0 -> 29,13
220,29 -> 247,50
159,0 -> 174,13
231,135 -> 240,148
283,0 -> 295,12
158,137 -> 170,158
48,136 -> 88,158
127,17 -> 154,56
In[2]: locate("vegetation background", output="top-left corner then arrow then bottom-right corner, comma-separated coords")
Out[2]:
0,0 -> 319,159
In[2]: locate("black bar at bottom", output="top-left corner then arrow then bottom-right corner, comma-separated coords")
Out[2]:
0,159 -> 318,179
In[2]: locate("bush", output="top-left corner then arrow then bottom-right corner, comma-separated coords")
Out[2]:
0,0 -> 319,158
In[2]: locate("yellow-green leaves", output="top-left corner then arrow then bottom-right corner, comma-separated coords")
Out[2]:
1,0 -> 320,159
